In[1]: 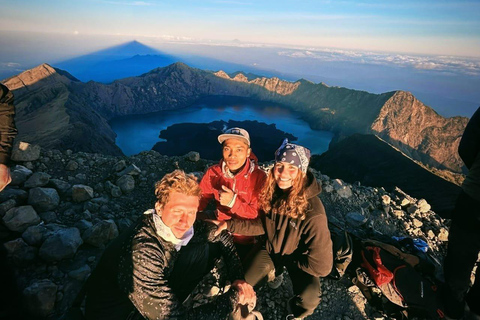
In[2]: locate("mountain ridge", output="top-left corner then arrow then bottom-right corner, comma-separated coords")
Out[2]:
1,62 -> 469,173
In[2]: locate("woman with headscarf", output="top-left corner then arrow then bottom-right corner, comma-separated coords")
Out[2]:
212,139 -> 333,320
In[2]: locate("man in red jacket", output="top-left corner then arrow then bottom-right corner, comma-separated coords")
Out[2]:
199,127 -> 266,260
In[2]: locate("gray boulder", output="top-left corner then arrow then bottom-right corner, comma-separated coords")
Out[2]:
82,220 -> 118,247
74,219 -> 93,234
68,264 -> 91,281
2,205 -> 40,232
39,211 -> 57,223
23,279 -> 57,318
116,175 -> 135,193
113,160 -> 127,172
49,179 -> 71,196
72,185 -> 94,203
346,212 -> 367,227
111,186 -> 122,198
184,151 -> 200,162
9,165 -> 33,186
39,228 -> 83,262
117,164 -> 141,176
24,172 -> 51,188
11,141 -> 41,162
65,160 -> 79,171
28,188 -> 60,212
0,188 -> 28,204
0,199 -> 16,217
3,238 -> 37,266
337,185 -> 353,198
22,225 -> 48,246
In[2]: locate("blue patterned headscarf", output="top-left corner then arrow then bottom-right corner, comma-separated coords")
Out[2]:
274,139 -> 311,173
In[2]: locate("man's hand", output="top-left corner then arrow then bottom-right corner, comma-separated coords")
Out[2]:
0,164 -> 11,192
205,219 -> 228,236
219,185 -> 235,207
232,280 -> 256,306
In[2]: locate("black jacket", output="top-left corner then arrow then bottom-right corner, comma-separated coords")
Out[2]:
459,107 -> 480,170
0,84 -> 17,165
227,171 -> 333,277
85,213 -> 243,320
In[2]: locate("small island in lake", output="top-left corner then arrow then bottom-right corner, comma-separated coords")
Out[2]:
152,120 -> 297,162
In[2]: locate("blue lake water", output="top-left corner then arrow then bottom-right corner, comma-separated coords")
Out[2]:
110,103 -> 334,156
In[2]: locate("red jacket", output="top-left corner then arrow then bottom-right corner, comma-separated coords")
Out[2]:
199,155 -> 266,244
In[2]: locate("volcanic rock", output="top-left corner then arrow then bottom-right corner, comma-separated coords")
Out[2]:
23,279 -> 57,318
11,142 -> 41,162
39,227 -> 83,262
71,185 -> 94,202
2,205 -> 40,232
24,172 -> 51,188
28,187 -> 60,212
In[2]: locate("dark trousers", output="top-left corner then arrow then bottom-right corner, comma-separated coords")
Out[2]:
244,248 -> 321,318
443,192 -> 480,318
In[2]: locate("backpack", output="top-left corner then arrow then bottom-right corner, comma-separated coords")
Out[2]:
328,225 -> 354,280
357,239 -> 445,319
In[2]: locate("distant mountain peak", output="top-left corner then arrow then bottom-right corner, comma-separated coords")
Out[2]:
2,63 -> 77,91
213,69 -> 300,96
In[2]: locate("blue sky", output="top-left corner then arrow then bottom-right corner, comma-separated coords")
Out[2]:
1,0 -> 480,57
1,0 -> 479,117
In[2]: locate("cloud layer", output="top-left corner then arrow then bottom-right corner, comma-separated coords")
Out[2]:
278,48 -> 480,76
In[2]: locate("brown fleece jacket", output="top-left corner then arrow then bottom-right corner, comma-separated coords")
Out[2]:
227,171 -> 333,277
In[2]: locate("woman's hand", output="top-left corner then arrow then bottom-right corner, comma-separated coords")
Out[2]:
205,219 -> 228,236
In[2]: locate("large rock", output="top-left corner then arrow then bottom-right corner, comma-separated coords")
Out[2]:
417,199 -> 431,213
184,151 -> 200,162
337,186 -> 353,198
82,220 -> 118,247
117,164 -> 141,176
65,160 -> 79,171
28,187 -> 60,212
71,185 -> 94,203
0,188 -> 28,204
24,172 -> 51,188
11,141 -> 41,162
2,205 -> 40,232
48,179 -> 71,196
9,165 -> 33,186
22,225 -> 48,246
3,238 -> 38,266
346,212 -> 367,227
23,279 -> 57,318
113,160 -> 127,172
39,227 -> 83,262
0,199 -> 16,217
331,179 -> 353,198
68,264 -> 91,281
116,175 -> 135,193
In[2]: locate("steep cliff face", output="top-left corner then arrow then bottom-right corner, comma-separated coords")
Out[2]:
311,134 -> 461,215
2,64 -> 122,155
371,91 -> 468,172
214,70 -> 300,95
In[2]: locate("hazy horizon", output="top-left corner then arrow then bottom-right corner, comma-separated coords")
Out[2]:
1,0 -> 479,117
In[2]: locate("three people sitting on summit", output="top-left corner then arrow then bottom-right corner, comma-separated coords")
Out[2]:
84,127 -> 332,320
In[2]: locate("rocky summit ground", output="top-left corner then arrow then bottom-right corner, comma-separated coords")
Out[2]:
0,141 -> 468,320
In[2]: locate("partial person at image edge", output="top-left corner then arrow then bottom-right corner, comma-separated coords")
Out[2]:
0,83 -> 18,192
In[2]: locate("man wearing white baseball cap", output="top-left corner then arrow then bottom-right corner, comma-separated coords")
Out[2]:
199,127 -> 266,261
